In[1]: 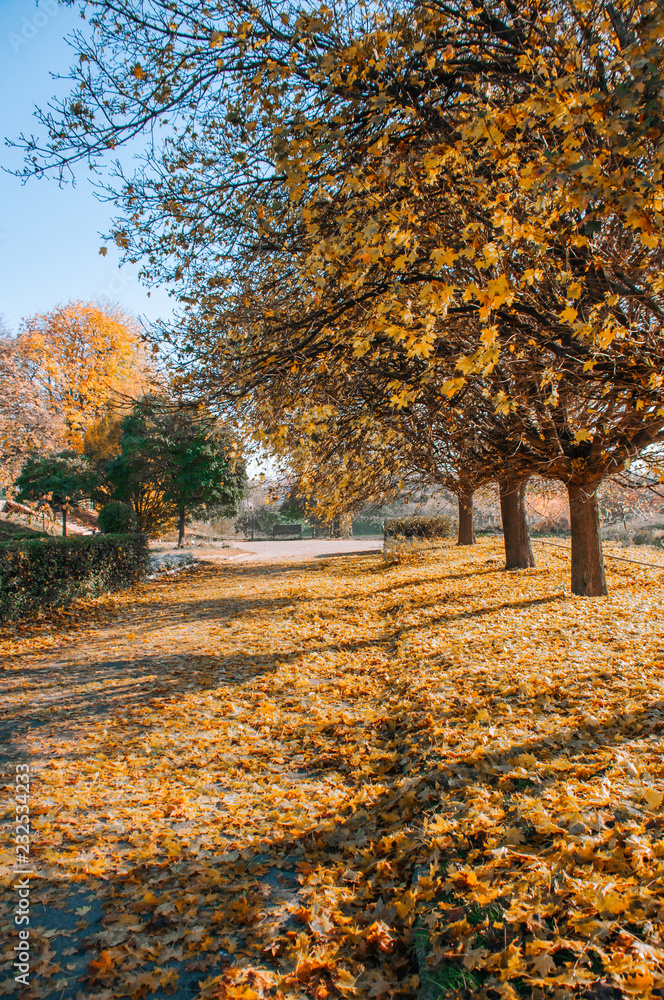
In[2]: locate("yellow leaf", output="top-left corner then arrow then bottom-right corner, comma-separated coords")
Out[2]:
530,952 -> 556,978
441,377 -> 465,397
430,247 -> 458,268
88,951 -> 114,977
643,788 -> 663,810
559,306 -> 578,323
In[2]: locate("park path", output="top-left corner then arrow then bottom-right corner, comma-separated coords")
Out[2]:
153,536 -> 383,564
0,549 -> 412,1000
1,541 -> 664,1000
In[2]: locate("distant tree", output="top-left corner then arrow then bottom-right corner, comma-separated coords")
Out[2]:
280,488 -> 351,538
15,452 -> 100,536
0,324 -> 63,495
234,499 -> 279,540
106,397 -> 246,544
82,407 -> 128,506
83,407 -> 125,463
16,301 -> 151,450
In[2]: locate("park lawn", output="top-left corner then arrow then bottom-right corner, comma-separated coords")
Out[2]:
0,519 -> 48,542
1,538 -> 663,1000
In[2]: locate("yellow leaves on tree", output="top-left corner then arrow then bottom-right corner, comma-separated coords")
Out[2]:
16,301 -> 151,450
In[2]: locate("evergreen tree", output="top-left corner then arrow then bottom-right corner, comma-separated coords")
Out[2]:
106,397 -> 246,544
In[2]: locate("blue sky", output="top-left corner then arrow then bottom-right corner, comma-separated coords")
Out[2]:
0,0 -> 174,333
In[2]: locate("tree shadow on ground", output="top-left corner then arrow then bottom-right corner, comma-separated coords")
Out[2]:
3,688 -> 662,1000
3,553 -> 661,998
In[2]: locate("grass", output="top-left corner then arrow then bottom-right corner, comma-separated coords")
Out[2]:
0,518 -> 49,541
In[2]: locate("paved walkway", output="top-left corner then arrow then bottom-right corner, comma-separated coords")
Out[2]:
228,536 -> 383,561
153,537 -> 384,563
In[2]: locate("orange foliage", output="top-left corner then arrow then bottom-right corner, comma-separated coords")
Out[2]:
17,301 -> 151,450
1,541 -> 663,998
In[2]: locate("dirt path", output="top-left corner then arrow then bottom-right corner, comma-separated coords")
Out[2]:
0,550 -> 400,1000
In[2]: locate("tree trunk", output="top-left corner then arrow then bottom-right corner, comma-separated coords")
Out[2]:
457,485 -> 476,545
499,478 -> 535,569
62,508 -> 67,537
177,505 -> 186,548
567,481 -> 607,596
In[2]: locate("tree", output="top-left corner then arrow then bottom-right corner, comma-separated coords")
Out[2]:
83,407 -> 125,464
16,301 -> 151,450
106,397 -> 246,544
242,351 -> 536,562
15,452 -> 100,536
279,488 -> 352,539
18,1 -> 664,593
0,323 -> 63,496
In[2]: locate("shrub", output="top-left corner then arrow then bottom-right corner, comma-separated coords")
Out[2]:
383,515 -> 453,540
98,501 -> 137,534
0,533 -> 148,622
633,528 -> 653,546
352,517 -> 384,536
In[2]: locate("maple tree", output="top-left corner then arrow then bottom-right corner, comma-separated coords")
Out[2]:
18,0 -> 664,594
15,301 -> 150,451
18,0 -> 664,593
106,396 -> 246,544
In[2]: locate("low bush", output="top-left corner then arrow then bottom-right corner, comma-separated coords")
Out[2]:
98,501 -> 137,534
352,517 -> 384,536
383,515 -> 453,540
0,533 -> 148,622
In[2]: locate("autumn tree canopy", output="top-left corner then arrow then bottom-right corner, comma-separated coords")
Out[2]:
16,301 -> 151,451
0,319 -> 62,496
19,1 -> 664,593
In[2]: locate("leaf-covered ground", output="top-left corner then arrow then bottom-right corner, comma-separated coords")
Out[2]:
1,539 -> 663,1000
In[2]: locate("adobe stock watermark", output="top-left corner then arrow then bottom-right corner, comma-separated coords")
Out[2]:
7,0 -> 59,55
98,264 -> 135,306
13,763 -> 33,988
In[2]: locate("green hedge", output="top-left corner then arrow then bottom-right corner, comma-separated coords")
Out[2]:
383,515 -> 453,540
0,533 -> 149,622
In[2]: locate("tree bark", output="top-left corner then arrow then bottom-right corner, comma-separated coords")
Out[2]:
62,508 -> 67,537
177,505 -> 186,547
457,485 -> 476,545
499,478 -> 535,569
567,481 -> 607,596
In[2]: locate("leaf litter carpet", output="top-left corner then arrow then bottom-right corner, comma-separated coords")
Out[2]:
1,539 -> 663,1000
